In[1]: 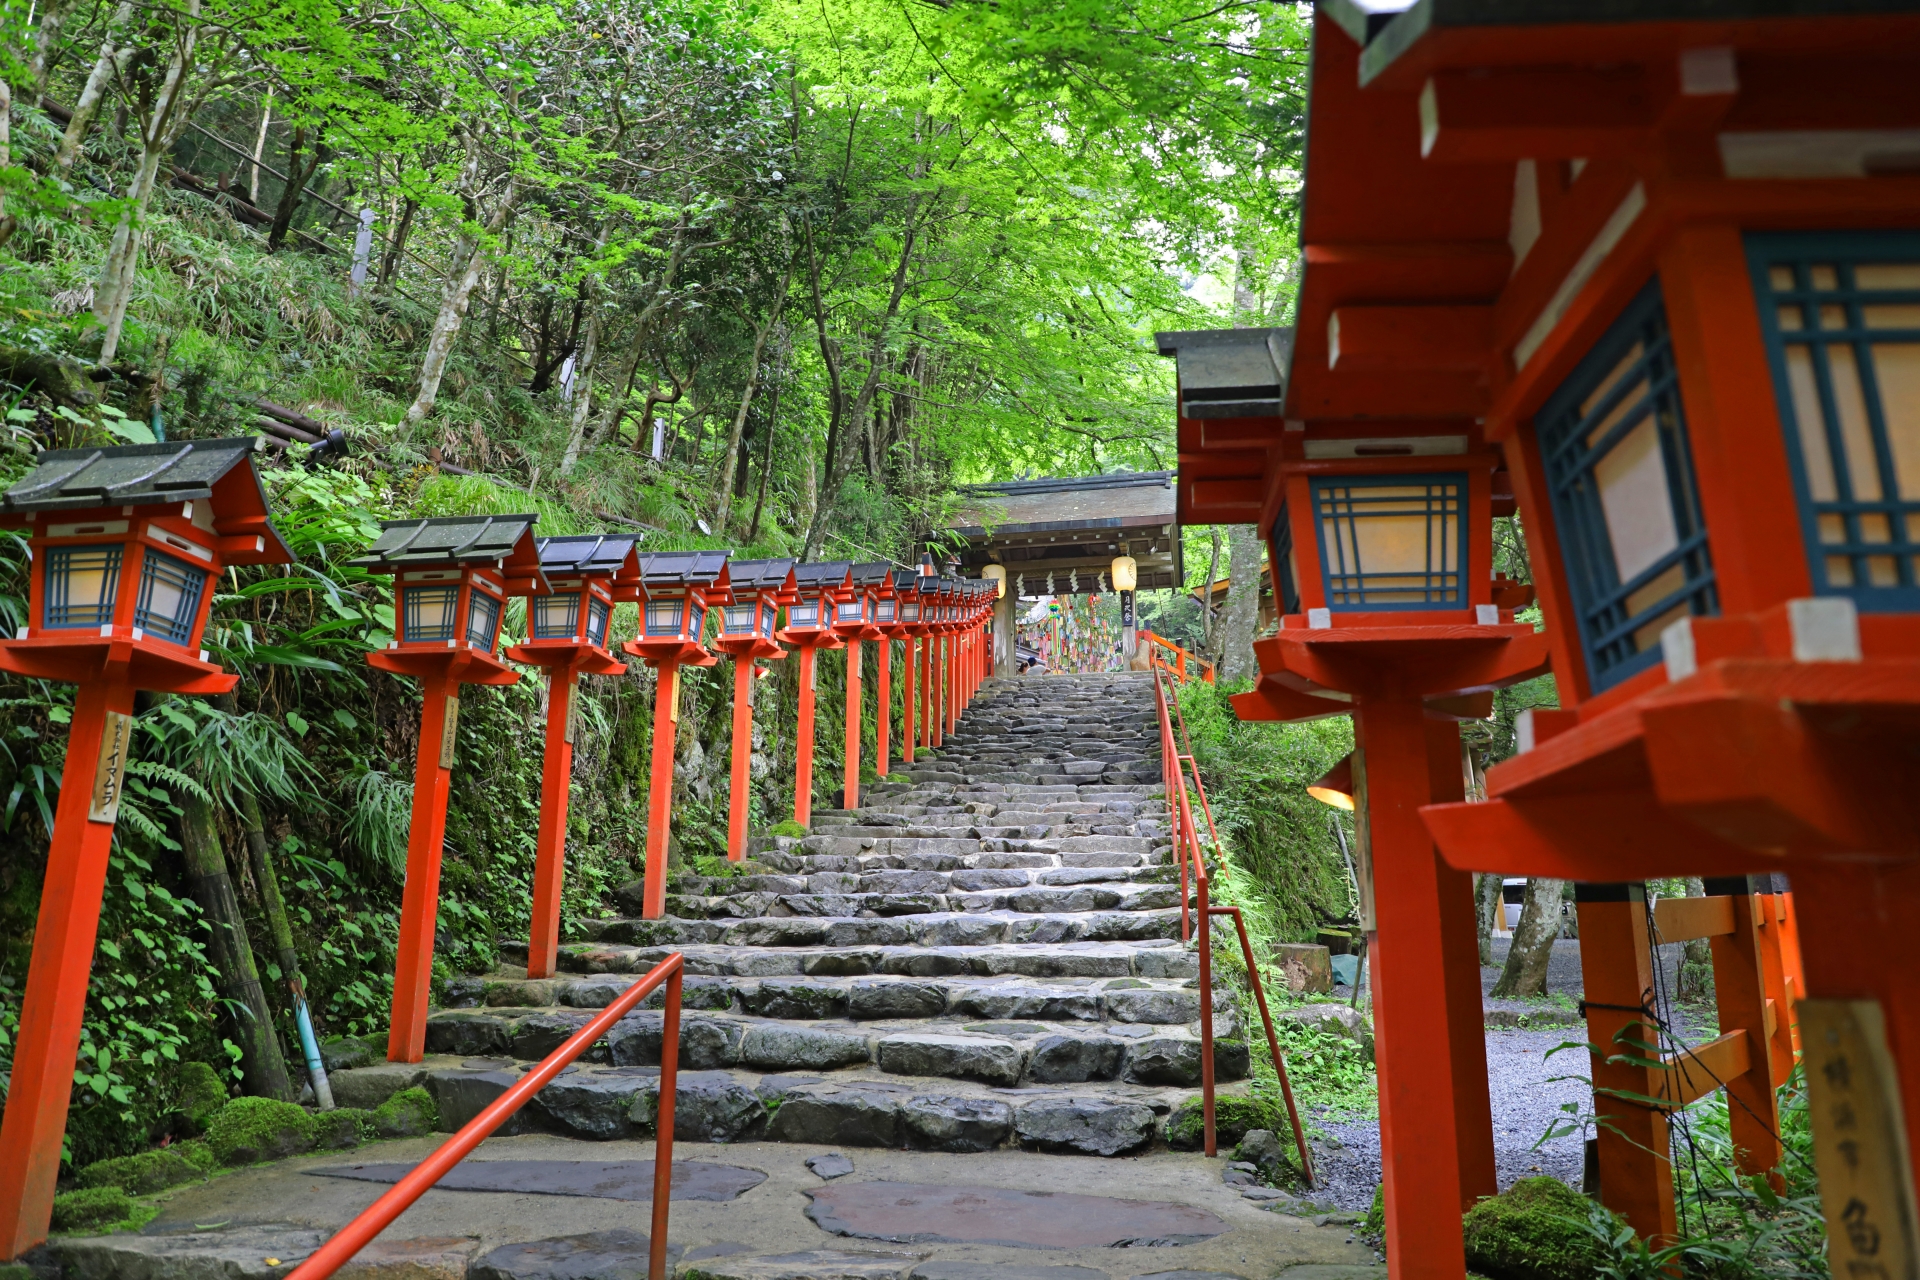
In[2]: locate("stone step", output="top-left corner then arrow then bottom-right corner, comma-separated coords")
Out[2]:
566,907 -> 1185,951
510,939 -> 1198,980
666,864 -> 1173,900
332,1055 -> 1235,1155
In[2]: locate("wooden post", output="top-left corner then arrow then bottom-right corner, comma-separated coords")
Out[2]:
794,644 -> 818,825
875,637 -> 891,777
0,679 -> 134,1258
1574,881 -> 1677,1245
640,661 -> 679,919
527,668 -> 577,977
843,639 -> 863,810
902,636 -> 917,765
929,636 -> 944,748
390,672 -> 459,1062
1703,876 -> 1785,1182
1357,697 -> 1478,1280
726,655 -> 754,861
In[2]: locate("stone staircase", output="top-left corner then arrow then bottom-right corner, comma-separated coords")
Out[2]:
329,672 -> 1247,1159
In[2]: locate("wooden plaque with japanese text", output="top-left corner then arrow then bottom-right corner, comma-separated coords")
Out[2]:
87,710 -> 134,824
1800,998 -> 1918,1280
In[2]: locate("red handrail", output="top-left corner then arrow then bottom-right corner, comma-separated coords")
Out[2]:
1151,666 -> 1313,1186
287,954 -> 686,1280
1139,630 -> 1215,684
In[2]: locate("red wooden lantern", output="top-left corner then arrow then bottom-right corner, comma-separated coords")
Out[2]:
832,563 -> 893,808
623,551 -> 729,919
709,557 -> 797,860
778,562 -> 852,825
352,515 -> 546,1062
0,439 -> 291,1258
503,534 -> 642,979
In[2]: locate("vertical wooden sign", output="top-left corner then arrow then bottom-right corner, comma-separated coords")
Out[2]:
1349,746 -> 1376,932
440,695 -> 460,769
563,673 -> 579,745
88,710 -> 135,824
1800,998 -> 1919,1280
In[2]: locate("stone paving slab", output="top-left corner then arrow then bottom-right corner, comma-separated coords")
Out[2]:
804,1183 -> 1228,1250
311,1159 -> 765,1202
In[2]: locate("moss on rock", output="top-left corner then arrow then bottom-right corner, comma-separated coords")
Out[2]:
373,1087 -> 437,1138
312,1108 -> 371,1151
1164,1094 -> 1276,1151
1462,1177 -> 1612,1280
50,1187 -> 136,1232
206,1097 -> 317,1165
175,1061 -> 229,1135
75,1147 -> 206,1195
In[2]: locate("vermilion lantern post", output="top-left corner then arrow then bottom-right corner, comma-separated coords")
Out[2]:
881,569 -> 924,765
831,564 -> 891,809
1162,324 -> 1546,1277
0,439 -> 291,1259
624,551 -> 729,919
710,558 -> 797,860
778,562 -> 851,826
504,534 -> 642,978
353,516 -> 547,1061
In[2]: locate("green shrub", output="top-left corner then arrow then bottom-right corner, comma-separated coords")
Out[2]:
768,820 -> 807,838
1164,1094 -> 1284,1151
312,1108 -> 371,1150
1364,1182 -> 1384,1238
50,1187 -> 135,1232
205,1097 -> 317,1165
76,1147 -> 205,1195
1462,1177 -> 1613,1280
372,1087 -> 437,1138
175,1140 -> 216,1170
175,1062 -> 228,1135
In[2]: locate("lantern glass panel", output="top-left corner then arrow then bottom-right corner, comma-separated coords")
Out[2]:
902,600 -> 919,621
1540,279 -> 1716,689
760,602 -> 775,636
533,592 -> 580,639
689,603 -> 705,640
133,549 -> 208,645
466,590 -> 501,651
789,601 -> 818,627
43,544 -> 123,630
877,598 -> 895,622
646,599 -> 685,637
1312,474 -> 1465,609
1751,232 -> 1920,608
1269,510 -> 1303,615
725,602 -> 756,634
837,598 -> 864,622
403,585 -> 460,642
587,597 -> 610,647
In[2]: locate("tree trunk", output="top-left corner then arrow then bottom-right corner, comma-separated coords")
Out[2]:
747,363 -> 781,543
1489,877 -> 1564,999
377,198 -> 416,289
1475,872 -> 1502,966
266,124 -> 323,251
1676,876 -> 1714,1001
557,302 -> 606,475
714,265 -> 790,532
588,217 -> 690,449
53,2 -> 135,174
1199,529 -> 1222,654
404,179 -> 517,425
178,793 -> 294,1101
0,81 -> 12,249
1217,524 -> 1263,683
92,0 -> 207,364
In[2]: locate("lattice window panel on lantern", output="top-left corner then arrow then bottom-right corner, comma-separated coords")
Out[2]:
1750,232 -> 1920,609
133,550 -> 208,645
587,598 -> 610,647
402,585 -> 460,643
43,544 -> 122,630
533,593 -> 580,639
1539,279 -> 1716,690
466,591 -> 501,650
1310,474 -> 1467,610
1270,507 -> 1303,616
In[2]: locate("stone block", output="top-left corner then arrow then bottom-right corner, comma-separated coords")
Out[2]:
470,1230 -> 677,1280
803,949 -> 884,976
1105,988 -> 1200,1025
900,1095 -> 1013,1153
848,981 -> 948,1020
606,1014 -> 744,1070
739,1025 -> 872,1071
725,918 -> 828,948
640,1071 -> 769,1143
823,919 -> 915,947
427,1067 -> 535,1135
510,1013 -> 589,1060
949,985 -> 1101,1023
530,1068 -> 654,1139
1027,1035 -> 1124,1083
423,1011 -> 511,1057
1273,944 -> 1334,995
870,894 -> 949,918
682,1250 -> 922,1280
1013,1097 -> 1156,1157
329,1063 -> 427,1111
1005,917 -> 1086,945
912,916 -> 1006,947
876,1034 -> 1027,1087
766,1088 -> 902,1147
742,981 -> 850,1020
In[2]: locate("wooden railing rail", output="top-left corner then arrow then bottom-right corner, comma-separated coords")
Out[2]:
1139,630 -> 1215,684
285,953 -> 687,1280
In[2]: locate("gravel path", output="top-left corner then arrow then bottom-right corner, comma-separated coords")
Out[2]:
1305,936 -> 1719,1212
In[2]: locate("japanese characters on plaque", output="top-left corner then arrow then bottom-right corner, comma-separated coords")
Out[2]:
1800,999 -> 1919,1280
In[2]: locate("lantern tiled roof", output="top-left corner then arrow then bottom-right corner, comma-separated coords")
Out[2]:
725,558 -> 798,591
351,515 -> 540,570
1153,328 -> 1293,420
637,550 -> 730,587
534,533 -> 643,576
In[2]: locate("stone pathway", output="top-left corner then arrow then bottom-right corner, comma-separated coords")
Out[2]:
45,675 -> 1383,1279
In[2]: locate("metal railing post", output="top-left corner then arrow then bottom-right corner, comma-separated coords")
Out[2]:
287,954 -> 686,1280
